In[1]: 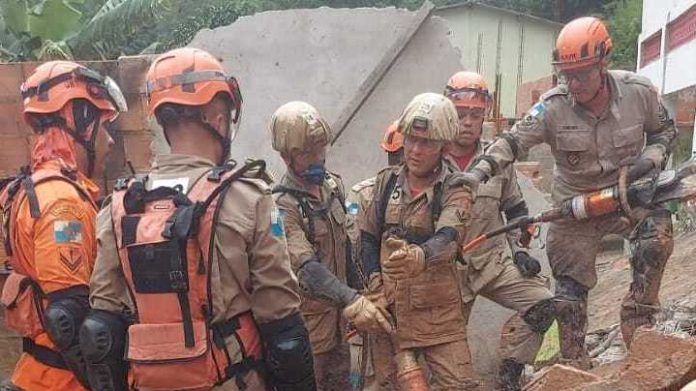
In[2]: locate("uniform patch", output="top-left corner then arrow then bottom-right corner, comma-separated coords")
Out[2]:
528,102 -> 545,118
59,248 -> 83,272
271,207 -> 285,237
391,186 -> 401,201
346,201 -> 359,216
54,221 -> 82,243
567,152 -> 581,166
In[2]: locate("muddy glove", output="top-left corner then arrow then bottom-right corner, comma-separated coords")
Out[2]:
627,156 -> 659,183
449,168 -> 486,195
343,295 -> 395,334
513,251 -> 541,277
382,237 -> 425,280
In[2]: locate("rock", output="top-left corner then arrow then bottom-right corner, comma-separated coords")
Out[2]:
615,329 -> 696,391
523,364 -> 601,391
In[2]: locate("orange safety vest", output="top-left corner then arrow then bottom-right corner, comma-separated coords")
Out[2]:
1,166 -> 96,370
110,162 -> 265,390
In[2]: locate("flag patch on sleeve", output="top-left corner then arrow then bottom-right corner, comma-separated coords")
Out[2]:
54,221 -> 83,243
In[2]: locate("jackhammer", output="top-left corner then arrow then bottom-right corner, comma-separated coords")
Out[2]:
462,161 -> 696,253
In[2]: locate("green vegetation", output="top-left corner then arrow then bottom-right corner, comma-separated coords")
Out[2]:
0,0 -> 642,68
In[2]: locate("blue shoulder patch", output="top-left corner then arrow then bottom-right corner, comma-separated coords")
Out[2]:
54,221 -> 83,243
528,102 -> 545,117
346,201 -> 359,216
271,207 -> 285,237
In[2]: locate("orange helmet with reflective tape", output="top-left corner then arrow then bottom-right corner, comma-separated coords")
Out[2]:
381,121 -> 403,152
21,61 -> 125,124
21,61 -> 127,176
444,71 -> 490,109
145,47 -> 242,123
552,17 -> 613,71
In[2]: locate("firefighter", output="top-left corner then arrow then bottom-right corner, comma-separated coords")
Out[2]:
271,101 -> 395,391
83,48 -> 317,390
359,93 -> 478,390
444,71 -> 555,390
460,17 -> 677,369
0,61 -> 126,390
345,121 -> 404,391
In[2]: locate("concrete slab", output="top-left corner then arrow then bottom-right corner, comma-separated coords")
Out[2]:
188,6 -> 461,184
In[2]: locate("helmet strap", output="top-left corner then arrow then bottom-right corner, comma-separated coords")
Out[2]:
200,119 -> 230,166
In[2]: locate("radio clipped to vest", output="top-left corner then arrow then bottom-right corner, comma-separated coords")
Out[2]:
111,160 -> 266,390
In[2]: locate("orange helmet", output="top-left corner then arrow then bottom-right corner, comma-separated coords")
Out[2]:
381,121 -> 403,152
21,61 -> 127,176
145,47 -> 242,122
552,17 -> 613,71
21,61 -> 126,124
444,71 -> 490,109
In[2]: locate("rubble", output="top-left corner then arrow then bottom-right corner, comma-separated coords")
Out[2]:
524,328 -> 696,391
523,364 -> 602,391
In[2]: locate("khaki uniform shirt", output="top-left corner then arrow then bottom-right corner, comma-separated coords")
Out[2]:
359,163 -> 471,348
90,154 -> 301,325
445,144 -> 526,300
475,70 -> 677,205
274,171 -> 349,355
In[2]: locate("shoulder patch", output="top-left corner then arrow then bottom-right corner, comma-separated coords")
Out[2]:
54,220 -> 83,243
270,205 -> 285,237
528,101 -> 546,117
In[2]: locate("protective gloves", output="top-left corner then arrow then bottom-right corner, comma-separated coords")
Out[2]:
513,251 -> 541,277
342,295 -> 395,334
449,168 -> 487,195
382,237 -> 425,280
627,156 -> 658,183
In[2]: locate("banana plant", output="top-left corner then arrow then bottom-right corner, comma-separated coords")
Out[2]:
0,0 -> 173,61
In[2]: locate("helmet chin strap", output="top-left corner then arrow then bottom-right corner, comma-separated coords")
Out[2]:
200,120 -> 230,166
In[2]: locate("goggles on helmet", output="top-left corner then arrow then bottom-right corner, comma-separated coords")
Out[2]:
146,70 -> 243,123
445,85 -> 490,100
21,67 -> 128,117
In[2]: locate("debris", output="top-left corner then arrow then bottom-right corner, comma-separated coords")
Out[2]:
523,364 -> 601,391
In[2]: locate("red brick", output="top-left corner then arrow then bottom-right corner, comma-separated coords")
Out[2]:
0,135 -> 30,173
0,63 -> 23,99
524,364 -> 601,391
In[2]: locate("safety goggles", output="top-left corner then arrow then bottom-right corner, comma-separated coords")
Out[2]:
556,65 -> 600,85
404,134 -> 443,152
445,87 -> 490,104
146,70 -> 243,123
21,67 -> 129,115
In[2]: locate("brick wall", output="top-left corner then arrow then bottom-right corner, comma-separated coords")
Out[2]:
516,74 -> 555,118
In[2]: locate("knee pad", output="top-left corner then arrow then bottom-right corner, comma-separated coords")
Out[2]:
554,277 -> 588,316
258,313 -> 317,391
522,298 -> 556,334
43,295 -> 90,387
79,310 -> 128,391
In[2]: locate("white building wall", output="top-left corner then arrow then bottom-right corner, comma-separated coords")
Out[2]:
638,0 -> 696,95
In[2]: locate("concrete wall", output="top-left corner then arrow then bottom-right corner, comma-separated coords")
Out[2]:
434,3 -> 560,119
189,6 -> 464,187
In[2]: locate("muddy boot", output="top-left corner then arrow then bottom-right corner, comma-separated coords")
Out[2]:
496,358 -> 524,391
